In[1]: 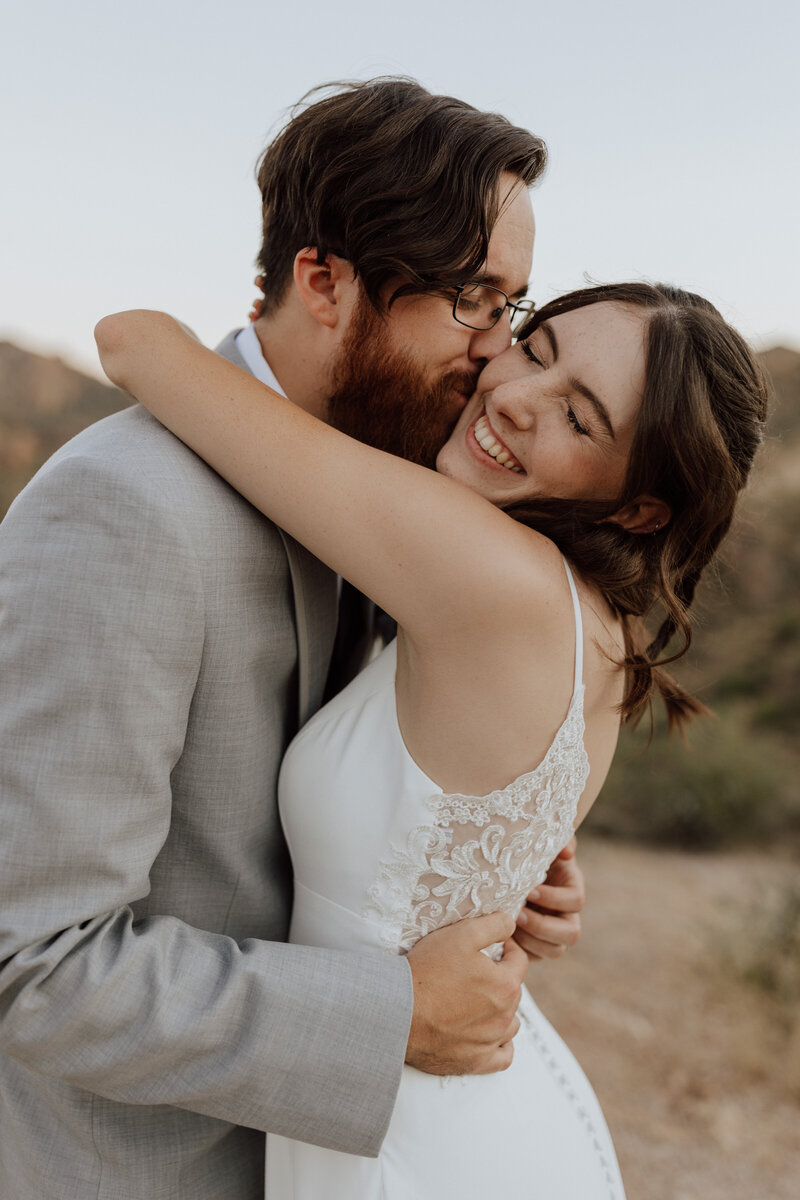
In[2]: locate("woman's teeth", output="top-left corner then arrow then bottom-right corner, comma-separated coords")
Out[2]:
474,414 -> 523,472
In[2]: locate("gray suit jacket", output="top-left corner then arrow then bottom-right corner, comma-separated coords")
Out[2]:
0,331 -> 413,1199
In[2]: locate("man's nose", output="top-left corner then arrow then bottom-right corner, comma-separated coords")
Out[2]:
467,315 -> 513,363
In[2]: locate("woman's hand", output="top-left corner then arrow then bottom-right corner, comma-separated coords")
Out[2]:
514,838 -> 585,962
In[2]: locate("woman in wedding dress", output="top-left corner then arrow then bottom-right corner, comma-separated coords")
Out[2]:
96,281 -> 767,1199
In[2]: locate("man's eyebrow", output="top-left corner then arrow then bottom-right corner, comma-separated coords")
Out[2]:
540,321 -> 616,440
473,272 -> 530,301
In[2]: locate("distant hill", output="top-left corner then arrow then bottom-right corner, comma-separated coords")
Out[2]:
0,340 -> 128,517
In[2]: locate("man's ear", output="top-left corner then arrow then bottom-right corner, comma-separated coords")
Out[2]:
606,494 -> 672,534
293,248 -> 356,329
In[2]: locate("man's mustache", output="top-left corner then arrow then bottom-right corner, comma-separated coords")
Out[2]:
446,370 -> 481,399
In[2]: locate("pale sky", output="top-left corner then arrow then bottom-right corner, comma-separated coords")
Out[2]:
2,0 -> 798,377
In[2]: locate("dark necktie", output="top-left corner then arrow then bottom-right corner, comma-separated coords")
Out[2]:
322,580 -> 397,703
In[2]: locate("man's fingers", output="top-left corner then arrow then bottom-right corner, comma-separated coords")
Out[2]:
465,910 -> 516,949
500,936 -> 531,983
472,1041 -> 516,1075
525,881 -> 584,913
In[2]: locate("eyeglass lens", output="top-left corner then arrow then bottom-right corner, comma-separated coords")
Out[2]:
454,284 -> 534,331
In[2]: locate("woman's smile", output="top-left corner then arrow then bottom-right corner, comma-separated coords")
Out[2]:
468,411 -> 525,473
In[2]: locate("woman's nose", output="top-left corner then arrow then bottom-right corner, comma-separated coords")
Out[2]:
491,378 -> 539,431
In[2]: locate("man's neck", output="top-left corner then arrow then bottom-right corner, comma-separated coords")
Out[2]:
252,306 -> 332,420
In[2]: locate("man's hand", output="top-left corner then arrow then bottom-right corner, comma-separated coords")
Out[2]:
405,912 -> 529,1076
514,837 -> 585,962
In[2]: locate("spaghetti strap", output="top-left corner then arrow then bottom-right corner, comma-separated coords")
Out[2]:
561,556 -> 584,697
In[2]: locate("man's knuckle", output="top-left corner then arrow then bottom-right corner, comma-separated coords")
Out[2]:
499,1044 -> 515,1071
488,996 -> 505,1021
499,978 -> 518,1005
503,993 -> 522,1022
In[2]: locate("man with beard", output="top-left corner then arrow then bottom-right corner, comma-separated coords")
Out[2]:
0,79 -> 584,1200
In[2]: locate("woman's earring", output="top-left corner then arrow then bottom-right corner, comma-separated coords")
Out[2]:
652,520 -> 661,534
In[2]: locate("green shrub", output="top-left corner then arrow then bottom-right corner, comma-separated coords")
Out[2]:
586,712 -> 792,849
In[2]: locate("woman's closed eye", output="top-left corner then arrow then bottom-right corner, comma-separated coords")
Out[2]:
519,339 -> 545,368
566,406 -> 591,437
521,340 -> 592,437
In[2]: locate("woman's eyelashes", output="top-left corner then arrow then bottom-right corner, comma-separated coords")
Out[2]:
520,340 -> 592,438
566,406 -> 591,436
520,339 -> 545,368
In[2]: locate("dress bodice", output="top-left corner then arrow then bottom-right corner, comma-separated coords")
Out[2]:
278,557 -> 590,958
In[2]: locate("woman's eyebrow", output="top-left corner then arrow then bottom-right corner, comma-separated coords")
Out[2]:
540,321 -> 616,440
571,379 -> 616,440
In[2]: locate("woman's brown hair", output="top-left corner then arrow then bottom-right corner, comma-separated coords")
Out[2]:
255,78 -> 546,315
508,282 -> 770,730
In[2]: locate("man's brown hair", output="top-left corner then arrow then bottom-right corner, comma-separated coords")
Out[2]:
255,77 -> 547,315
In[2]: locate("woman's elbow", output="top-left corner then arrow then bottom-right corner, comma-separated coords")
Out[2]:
94,310 -> 163,390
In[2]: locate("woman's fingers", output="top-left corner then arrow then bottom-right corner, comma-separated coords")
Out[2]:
514,907 -> 581,961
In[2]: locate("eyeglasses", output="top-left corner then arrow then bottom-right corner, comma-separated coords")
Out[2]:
448,282 -> 536,333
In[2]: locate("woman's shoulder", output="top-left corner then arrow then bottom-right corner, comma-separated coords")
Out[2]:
464,520 -> 578,621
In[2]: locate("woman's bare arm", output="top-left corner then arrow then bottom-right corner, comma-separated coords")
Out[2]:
95,311 -> 554,648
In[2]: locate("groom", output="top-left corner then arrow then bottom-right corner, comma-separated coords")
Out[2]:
0,80 -> 582,1199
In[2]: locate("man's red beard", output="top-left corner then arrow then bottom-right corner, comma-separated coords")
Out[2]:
327,295 -> 478,468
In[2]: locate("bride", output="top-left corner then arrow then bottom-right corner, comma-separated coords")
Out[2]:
96,278 -> 766,1198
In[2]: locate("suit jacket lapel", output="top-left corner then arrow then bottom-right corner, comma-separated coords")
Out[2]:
215,330 -> 338,726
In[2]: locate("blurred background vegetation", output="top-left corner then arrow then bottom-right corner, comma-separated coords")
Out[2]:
2,337 -> 799,853
589,344 -> 800,851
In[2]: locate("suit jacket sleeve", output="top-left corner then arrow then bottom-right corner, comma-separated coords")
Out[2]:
0,450 -> 413,1156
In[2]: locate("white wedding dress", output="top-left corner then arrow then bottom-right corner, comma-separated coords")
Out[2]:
268,559 -> 626,1198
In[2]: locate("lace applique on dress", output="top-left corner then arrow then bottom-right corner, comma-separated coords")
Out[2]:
363,687 -> 589,954
364,555 -> 589,956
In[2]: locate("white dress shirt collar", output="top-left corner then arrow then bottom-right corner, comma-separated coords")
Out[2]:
235,324 -> 287,397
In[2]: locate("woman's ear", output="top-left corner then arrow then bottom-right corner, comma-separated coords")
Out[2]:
606,494 -> 672,534
293,248 -> 357,329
